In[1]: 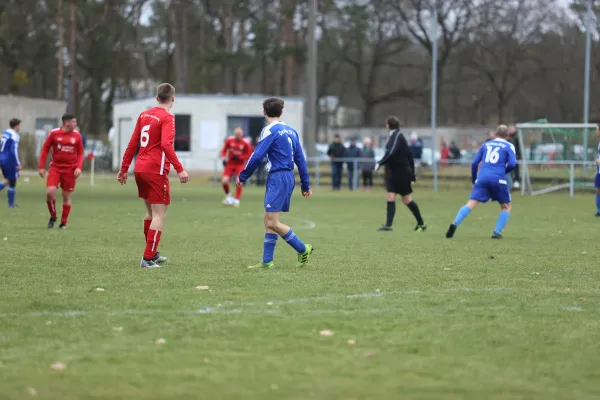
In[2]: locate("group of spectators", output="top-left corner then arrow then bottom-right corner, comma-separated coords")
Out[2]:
327,134 -> 376,191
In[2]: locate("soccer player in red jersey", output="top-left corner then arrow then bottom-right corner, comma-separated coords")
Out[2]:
38,114 -> 84,229
117,83 -> 189,268
220,126 -> 252,207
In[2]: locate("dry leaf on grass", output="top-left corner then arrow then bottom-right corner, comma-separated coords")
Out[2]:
365,352 -> 376,358
95,287 -> 105,292
51,362 -> 66,370
319,330 -> 334,337
195,286 -> 209,290
45,321 -> 52,326
54,289 -> 62,294
113,326 -> 123,332
347,339 -> 356,345
155,338 -> 166,344
3,237 -> 7,241
580,297 -> 587,302
27,388 -> 37,397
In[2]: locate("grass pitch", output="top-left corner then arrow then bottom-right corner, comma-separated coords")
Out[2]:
1,176 -> 600,399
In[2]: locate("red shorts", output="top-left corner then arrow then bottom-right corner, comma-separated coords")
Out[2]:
135,172 -> 170,205
223,163 -> 244,178
47,168 -> 77,192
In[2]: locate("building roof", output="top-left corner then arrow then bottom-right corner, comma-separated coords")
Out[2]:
114,93 -> 305,105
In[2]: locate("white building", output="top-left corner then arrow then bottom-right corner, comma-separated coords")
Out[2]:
112,94 -> 305,171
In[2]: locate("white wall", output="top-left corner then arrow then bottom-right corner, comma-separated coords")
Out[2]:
113,94 -> 304,172
0,95 -> 66,133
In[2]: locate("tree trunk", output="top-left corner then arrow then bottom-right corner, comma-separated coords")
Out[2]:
236,19 -> 246,93
221,3 -> 233,93
363,102 -> 375,126
57,0 -> 64,100
170,0 -> 186,93
497,91 -> 505,124
69,0 -> 78,116
283,0 -> 295,96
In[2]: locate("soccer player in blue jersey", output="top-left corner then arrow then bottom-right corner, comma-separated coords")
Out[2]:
446,125 -> 517,239
0,118 -> 22,208
237,97 -> 314,268
595,124 -> 600,217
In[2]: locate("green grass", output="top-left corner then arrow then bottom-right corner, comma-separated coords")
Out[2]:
2,176 -> 600,399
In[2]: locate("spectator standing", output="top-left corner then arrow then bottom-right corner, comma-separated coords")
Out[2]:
440,140 -> 449,167
327,134 -> 345,190
507,124 -> 521,188
448,141 -> 461,161
360,138 -> 376,191
345,138 -> 361,190
408,132 -> 424,177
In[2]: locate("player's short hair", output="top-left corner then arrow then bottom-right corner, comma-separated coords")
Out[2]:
386,116 -> 400,130
263,97 -> 284,118
157,83 -> 175,103
62,113 -> 75,123
496,124 -> 509,138
9,118 -> 21,128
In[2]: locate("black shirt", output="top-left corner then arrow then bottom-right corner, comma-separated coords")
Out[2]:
379,130 -> 414,172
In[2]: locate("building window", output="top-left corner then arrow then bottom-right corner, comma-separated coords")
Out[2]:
174,114 -> 191,152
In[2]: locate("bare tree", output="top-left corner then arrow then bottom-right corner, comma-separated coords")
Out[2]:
321,0 -> 418,125
465,0 -> 558,122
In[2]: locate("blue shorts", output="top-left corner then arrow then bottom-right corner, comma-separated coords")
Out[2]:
470,179 -> 511,204
595,174 -> 600,189
264,171 -> 295,212
0,161 -> 18,180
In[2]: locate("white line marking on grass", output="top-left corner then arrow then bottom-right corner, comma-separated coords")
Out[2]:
0,287 -> 512,319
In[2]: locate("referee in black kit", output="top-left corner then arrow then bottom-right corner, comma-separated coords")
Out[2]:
375,116 -> 426,232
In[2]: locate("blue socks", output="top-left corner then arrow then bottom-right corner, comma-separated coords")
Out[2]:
263,233 -> 278,264
596,193 -> 600,213
494,210 -> 510,234
453,205 -> 471,226
282,229 -> 306,253
7,187 -> 15,206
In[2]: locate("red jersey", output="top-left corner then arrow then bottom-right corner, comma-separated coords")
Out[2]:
39,128 -> 84,171
120,106 -> 183,176
221,136 -> 252,164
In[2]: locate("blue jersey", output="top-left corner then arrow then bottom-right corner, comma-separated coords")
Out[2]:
0,129 -> 20,167
239,121 -> 310,191
597,143 -> 600,175
471,138 -> 517,184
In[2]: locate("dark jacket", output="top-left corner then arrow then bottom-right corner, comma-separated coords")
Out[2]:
409,139 -> 423,160
328,142 -> 345,162
360,148 -> 376,171
508,134 -> 521,159
345,145 -> 361,168
378,130 -> 414,174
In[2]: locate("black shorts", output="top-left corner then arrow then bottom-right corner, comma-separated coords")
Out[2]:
385,167 -> 413,196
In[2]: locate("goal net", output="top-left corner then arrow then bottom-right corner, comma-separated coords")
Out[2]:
516,121 -> 598,196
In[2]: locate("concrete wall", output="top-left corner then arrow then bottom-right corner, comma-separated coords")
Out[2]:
0,95 -> 66,133
113,94 -> 304,171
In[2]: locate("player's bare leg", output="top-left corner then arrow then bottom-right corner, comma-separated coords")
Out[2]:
401,194 -> 426,232
46,186 -> 58,228
447,199 -> 479,238
222,175 -> 233,205
59,190 -> 73,229
492,203 -> 511,239
140,203 -> 168,268
143,200 -> 167,264
248,212 -> 313,269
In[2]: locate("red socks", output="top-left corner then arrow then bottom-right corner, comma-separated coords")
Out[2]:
47,199 -> 57,218
61,205 -> 72,225
143,219 -> 151,237
223,182 -> 230,195
235,184 -> 242,200
144,229 -> 162,260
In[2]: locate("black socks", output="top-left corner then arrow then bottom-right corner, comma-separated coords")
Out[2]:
386,201 -> 396,227
407,201 -> 424,226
